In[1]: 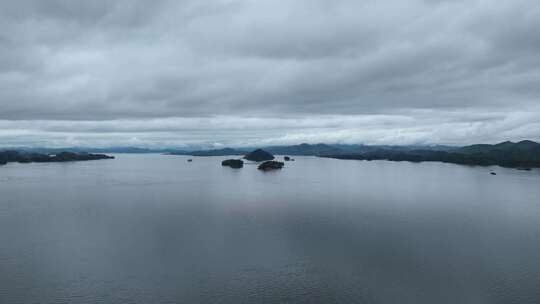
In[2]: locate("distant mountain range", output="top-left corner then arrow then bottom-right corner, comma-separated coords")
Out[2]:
324,140 -> 540,169
168,144 -> 347,156
1,143 -> 455,156
3,141 -> 539,168
168,143 -> 454,157
133,140 -> 540,168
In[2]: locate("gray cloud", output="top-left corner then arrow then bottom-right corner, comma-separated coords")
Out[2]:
0,0 -> 539,146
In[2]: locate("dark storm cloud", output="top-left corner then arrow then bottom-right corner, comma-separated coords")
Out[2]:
0,0 -> 539,146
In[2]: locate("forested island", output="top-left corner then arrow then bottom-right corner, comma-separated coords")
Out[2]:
0,151 -> 114,166
220,150 -> 284,171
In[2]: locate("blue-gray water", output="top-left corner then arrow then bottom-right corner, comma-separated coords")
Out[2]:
1,154 -> 540,304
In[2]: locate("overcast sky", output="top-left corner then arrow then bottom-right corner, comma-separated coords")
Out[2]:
1,0 -> 539,148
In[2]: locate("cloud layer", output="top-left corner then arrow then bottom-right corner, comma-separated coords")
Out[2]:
1,0 -> 539,147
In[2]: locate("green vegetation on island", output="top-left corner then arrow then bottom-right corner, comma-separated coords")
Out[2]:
258,161 -> 285,171
0,151 -> 114,166
221,159 -> 244,168
244,149 -> 275,162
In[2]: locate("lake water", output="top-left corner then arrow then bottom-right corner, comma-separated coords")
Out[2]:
1,154 -> 540,303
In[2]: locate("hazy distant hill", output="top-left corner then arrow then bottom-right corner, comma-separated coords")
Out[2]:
169,144 -> 349,157
264,143 -> 454,156
187,148 -> 247,156
265,143 -> 345,156
169,147 -> 252,156
167,143 -> 454,157
171,143 -> 368,156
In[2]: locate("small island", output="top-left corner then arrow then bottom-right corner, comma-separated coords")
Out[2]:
221,159 -> 244,168
0,151 -> 114,166
244,149 -> 275,162
258,161 -> 284,171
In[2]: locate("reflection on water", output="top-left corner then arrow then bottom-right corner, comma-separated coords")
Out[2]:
1,154 -> 540,303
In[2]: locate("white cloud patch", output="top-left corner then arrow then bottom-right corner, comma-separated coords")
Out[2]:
0,0 -> 539,147
1,109 -> 539,148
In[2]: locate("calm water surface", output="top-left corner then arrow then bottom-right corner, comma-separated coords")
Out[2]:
1,154 -> 540,303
